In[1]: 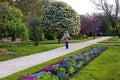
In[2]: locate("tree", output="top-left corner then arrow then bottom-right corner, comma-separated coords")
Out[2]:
14,0 -> 49,16
80,15 -> 91,38
80,15 -> 101,39
14,0 -> 50,42
0,3 -> 28,41
16,23 -> 29,42
41,1 -> 80,43
28,16 -> 42,46
32,26 -> 41,46
96,14 -> 113,35
91,0 -> 120,37
91,16 -> 101,39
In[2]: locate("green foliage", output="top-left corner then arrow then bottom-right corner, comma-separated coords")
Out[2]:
55,67 -> 66,73
57,72 -> 68,80
28,16 -> 43,41
32,26 -> 41,46
41,72 -> 59,80
68,67 -> 75,74
74,64 -> 81,69
0,3 -> 28,41
41,1 -> 80,35
14,0 -> 49,16
100,16 -> 113,35
16,23 -> 29,41
117,24 -> 120,38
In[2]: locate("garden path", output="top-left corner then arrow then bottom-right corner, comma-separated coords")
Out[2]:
0,36 -> 111,79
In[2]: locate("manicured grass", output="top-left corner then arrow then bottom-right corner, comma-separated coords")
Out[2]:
0,44 -> 63,61
0,43 -> 110,80
0,37 -> 97,61
100,36 -> 120,43
71,44 -> 120,80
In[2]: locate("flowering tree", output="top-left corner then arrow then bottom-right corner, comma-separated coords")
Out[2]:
80,15 -> 101,39
91,16 -> 101,39
41,1 -> 80,43
80,16 -> 91,37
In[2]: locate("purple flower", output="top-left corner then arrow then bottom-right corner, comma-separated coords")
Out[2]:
57,60 -> 65,64
19,76 -> 34,80
42,66 -> 55,72
69,56 -> 74,59
82,50 -> 88,53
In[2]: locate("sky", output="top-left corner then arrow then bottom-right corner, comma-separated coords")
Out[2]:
51,0 -> 98,15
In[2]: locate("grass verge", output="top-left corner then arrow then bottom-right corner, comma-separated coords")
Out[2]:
71,43 -> 120,80
100,36 -> 120,43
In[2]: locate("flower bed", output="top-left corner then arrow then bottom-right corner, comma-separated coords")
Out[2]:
19,46 -> 107,80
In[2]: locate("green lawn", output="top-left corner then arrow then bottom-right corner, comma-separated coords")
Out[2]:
0,37 -> 96,61
0,44 -> 64,61
100,37 -> 120,43
71,44 -> 120,80
1,43 -> 120,80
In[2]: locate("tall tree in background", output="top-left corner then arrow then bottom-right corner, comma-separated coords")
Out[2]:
41,1 -> 80,43
91,0 -> 120,37
91,16 -> 101,39
80,15 -> 91,38
0,0 -> 50,44
28,16 -> 42,46
80,15 -> 101,39
14,0 -> 49,16
96,13 -> 113,35
0,3 -> 28,41
14,0 -> 50,42
0,0 -> 50,18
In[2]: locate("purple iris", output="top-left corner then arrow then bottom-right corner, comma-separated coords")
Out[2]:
19,76 -> 34,80
42,66 -> 55,72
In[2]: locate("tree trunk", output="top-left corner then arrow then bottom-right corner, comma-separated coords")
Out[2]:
86,33 -> 89,39
58,35 -> 61,43
11,32 -> 16,41
58,33 -> 62,43
119,35 -> 120,38
93,33 -> 96,39
0,36 -> 2,41
114,21 -> 118,37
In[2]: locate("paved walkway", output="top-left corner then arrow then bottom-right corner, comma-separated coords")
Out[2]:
0,37 -> 111,79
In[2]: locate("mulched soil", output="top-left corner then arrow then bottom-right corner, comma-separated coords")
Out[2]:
0,50 -> 12,56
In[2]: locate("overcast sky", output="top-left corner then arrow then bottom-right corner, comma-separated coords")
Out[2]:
54,0 -> 98,15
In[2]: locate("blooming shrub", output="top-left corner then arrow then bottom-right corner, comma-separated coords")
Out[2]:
19,46 -> 107,80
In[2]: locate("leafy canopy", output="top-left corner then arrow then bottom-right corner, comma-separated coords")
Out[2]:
41,1 -> 80,35
0,3 -> 28,40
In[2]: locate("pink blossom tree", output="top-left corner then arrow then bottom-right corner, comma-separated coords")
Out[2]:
80,15 -> 101,39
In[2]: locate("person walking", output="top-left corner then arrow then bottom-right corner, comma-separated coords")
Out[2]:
62,31 -> 72,49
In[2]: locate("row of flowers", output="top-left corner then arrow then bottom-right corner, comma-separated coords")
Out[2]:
19,46 -> 107,80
